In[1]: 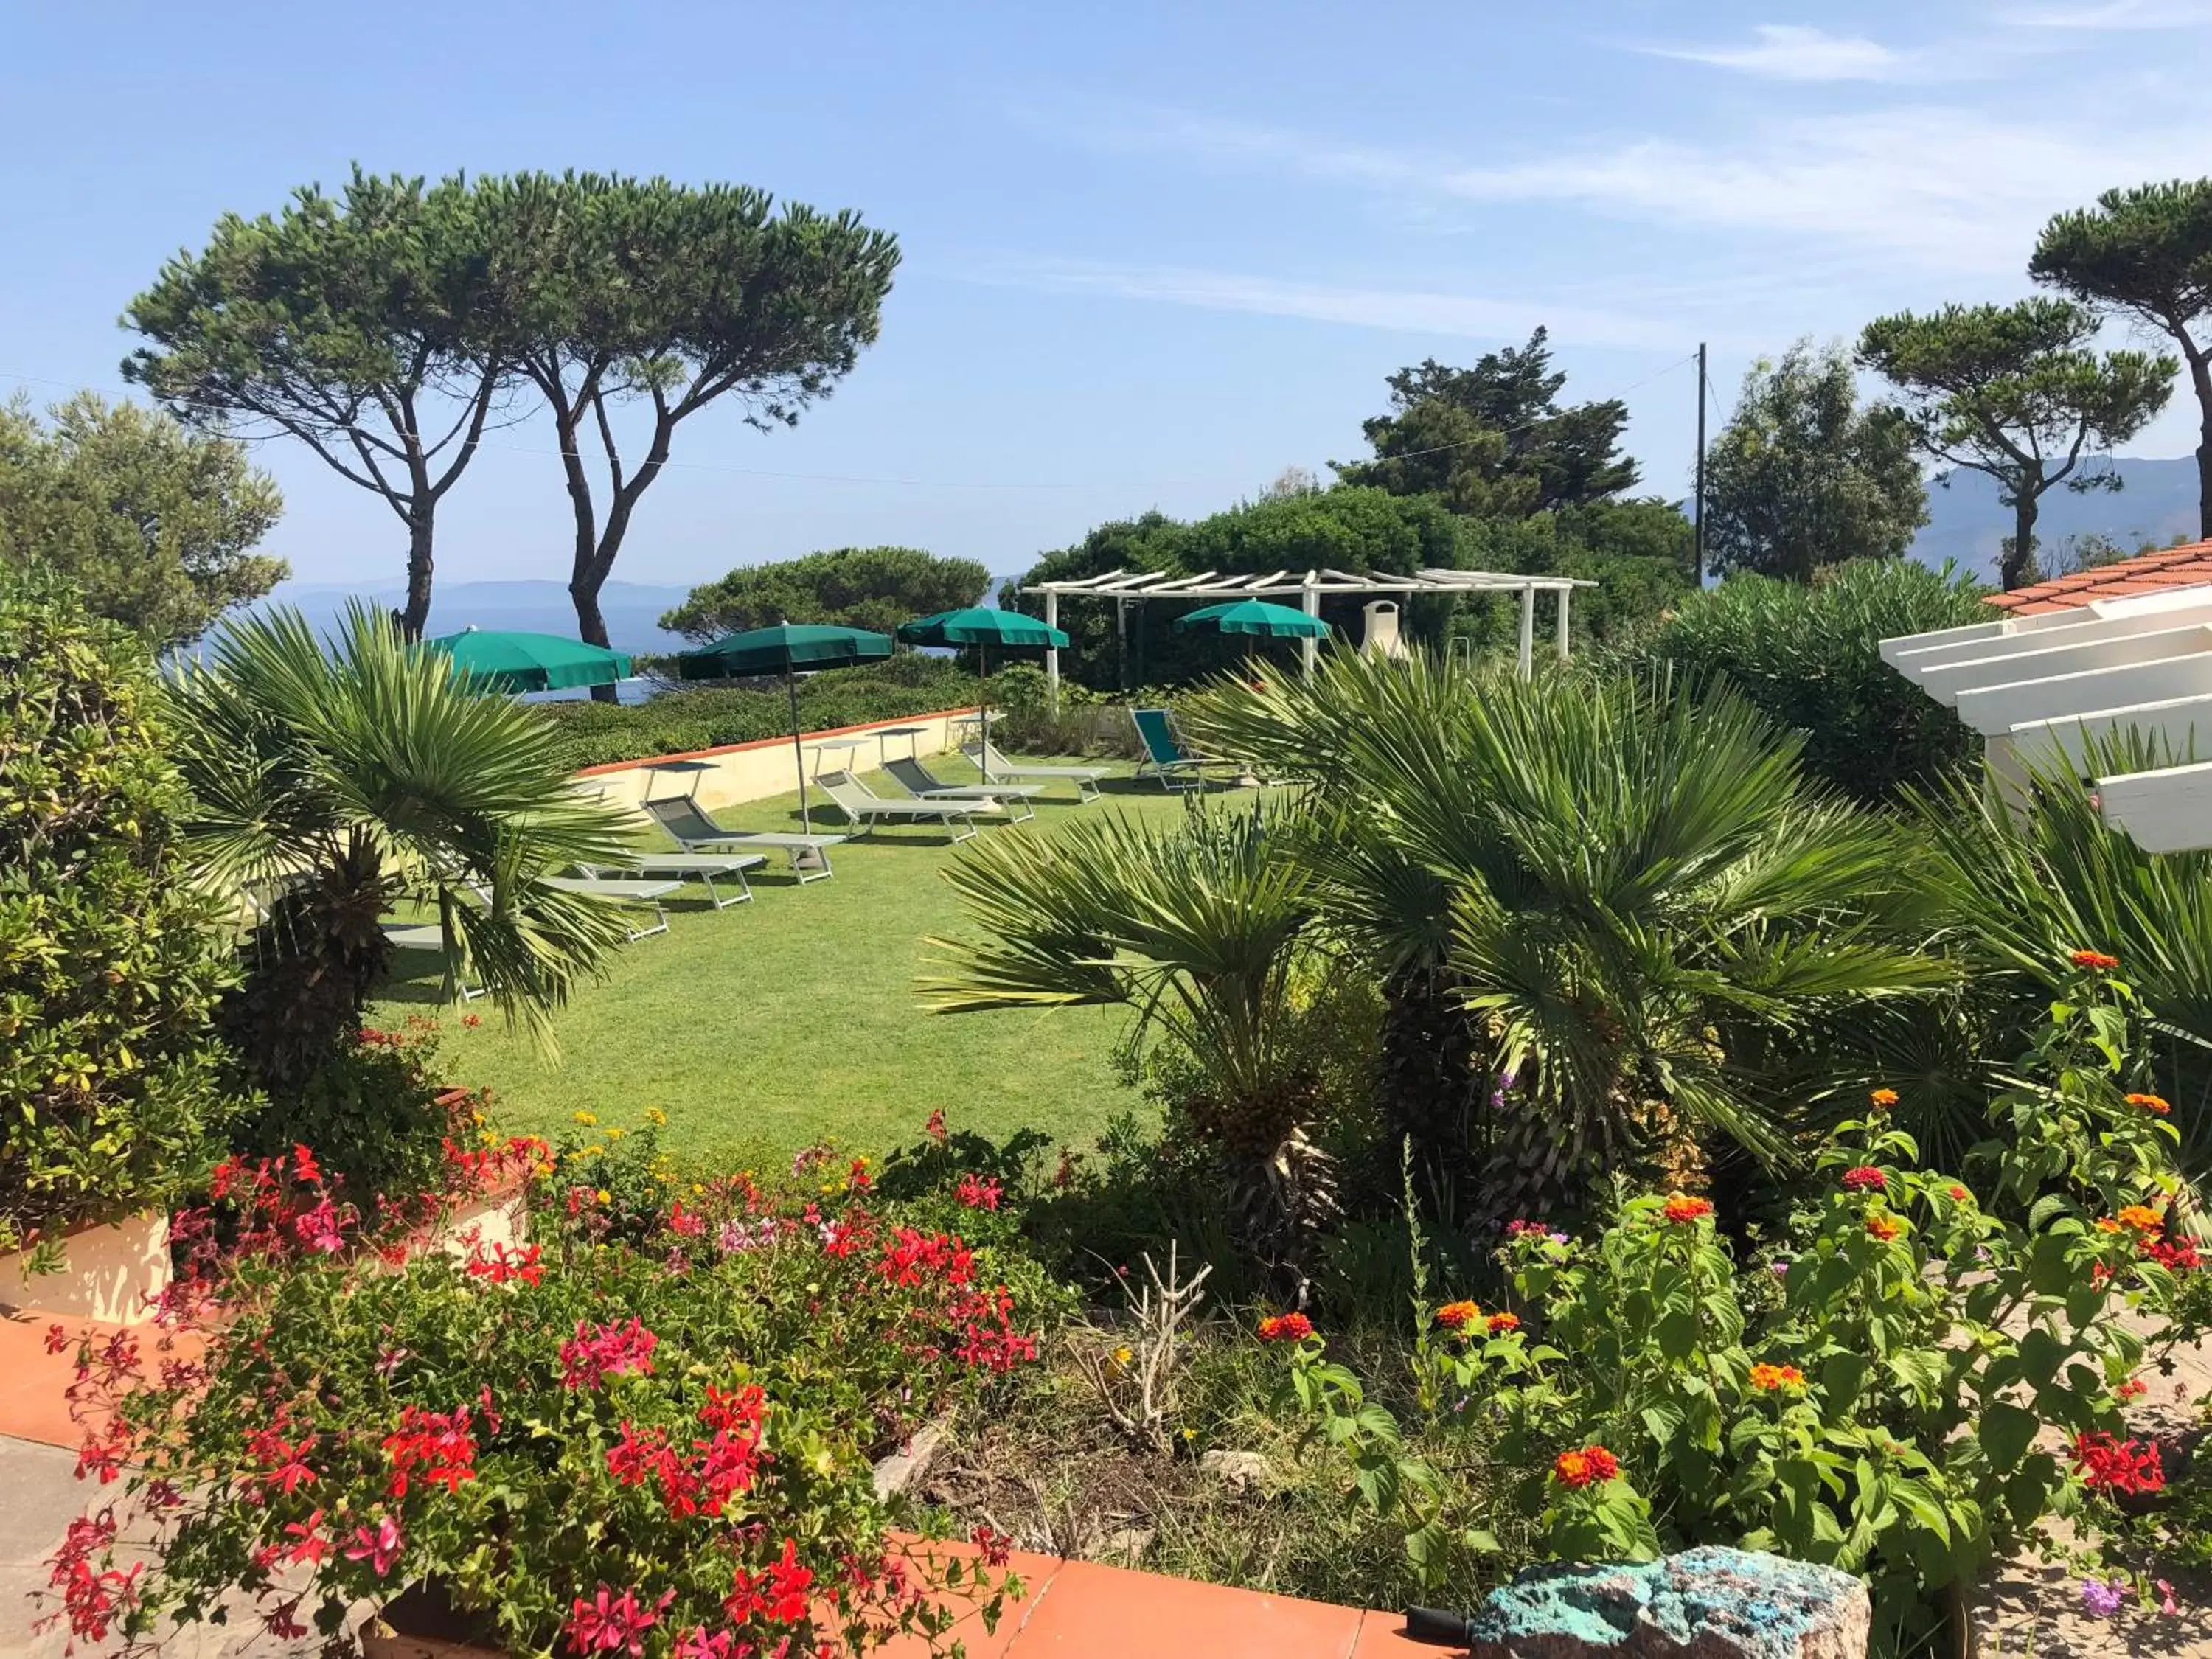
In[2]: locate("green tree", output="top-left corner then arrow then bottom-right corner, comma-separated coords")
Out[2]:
1009,487 -> 1475,689
165,606 -> 639,1091
123,167 -> 507,638
1180,653 -> 1945,1220
1856,299 -> 2174,590
0,570 -> 244,1249
0,394 -> 285,651
2033,179 -> 2212,538
1333,330 -> 1639,515
1452,498 -> 1694,650
1647,559 -> 1987,802
472,173 -> 898,695
661,546 -> 988,641
1702,341 -> 1928,582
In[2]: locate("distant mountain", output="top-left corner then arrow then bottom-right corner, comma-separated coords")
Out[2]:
1909,456 -> 2202,582
251,579 -> 695,656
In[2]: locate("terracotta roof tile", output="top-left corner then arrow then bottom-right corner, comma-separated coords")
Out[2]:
1984,540 -> 2212,611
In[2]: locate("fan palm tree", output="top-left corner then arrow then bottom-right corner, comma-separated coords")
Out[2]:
921,803 -> 1338,1278
1185,653 -> 1949,1220
1916,734 -> 2212,1187
167,605 -> 639,1089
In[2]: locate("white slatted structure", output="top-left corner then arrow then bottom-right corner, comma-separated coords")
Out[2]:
1879,583 -> 2212,852
1022,567 -> 1592,689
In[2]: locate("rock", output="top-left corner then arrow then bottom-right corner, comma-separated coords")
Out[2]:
1467,1547 -> 1869,1659
870,1419 -> 950,1500
1197,1448 -> 1273,1489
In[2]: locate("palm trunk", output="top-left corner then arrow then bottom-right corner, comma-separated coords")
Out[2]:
1377,967 -> 1481,1175
221,833 -> 397,1093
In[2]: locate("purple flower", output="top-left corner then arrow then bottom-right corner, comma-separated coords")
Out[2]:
1770,1258 -> 1791,1278
2081,1578 -> 2126,1618
1548,1231 -> 1569,1245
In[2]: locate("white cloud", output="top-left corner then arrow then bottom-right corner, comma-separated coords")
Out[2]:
1997,1 -> 2212,26
1064,104 -> 2212,279
954,259 -> 1684,352
1639,24 -> 1923,81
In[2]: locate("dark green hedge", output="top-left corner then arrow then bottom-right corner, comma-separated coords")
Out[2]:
537,655 -> 984,771
1643,559 -> 1989,804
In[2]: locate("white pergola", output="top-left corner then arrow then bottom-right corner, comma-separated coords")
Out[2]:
1020,566 -> 1594,692
1879,582 -> 2212,852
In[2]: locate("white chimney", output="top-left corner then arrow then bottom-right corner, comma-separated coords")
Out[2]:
1363,600 -> 1409,659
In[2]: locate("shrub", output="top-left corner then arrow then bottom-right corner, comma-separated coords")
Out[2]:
537,655 -> 983,770
1275,959 -> 2204,1646
49,1110 -> 1046,1656
1646,559 -> 1988,802
229,1018 -> 473,1211
0,570 -> 243,1251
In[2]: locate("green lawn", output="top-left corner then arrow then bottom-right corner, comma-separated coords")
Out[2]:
369,758 -> 1195,1167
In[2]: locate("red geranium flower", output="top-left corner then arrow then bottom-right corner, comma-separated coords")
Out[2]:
2074,1432 -> 2164,1495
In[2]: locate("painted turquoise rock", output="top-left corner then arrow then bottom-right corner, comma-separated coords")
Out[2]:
1467,1547 -> 1869,1659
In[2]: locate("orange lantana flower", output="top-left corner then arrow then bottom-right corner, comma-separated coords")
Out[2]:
2126,1093 -> 2171,1116
1662,1194 -> 1714,1224
1868,1088 -> 1899,1110
1748,1363 -> 1805,1393
1865,1212 -> 1905,1242
1552,1445 -> 1619,1489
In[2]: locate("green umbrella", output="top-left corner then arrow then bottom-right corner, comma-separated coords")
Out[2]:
1171,599 -> 1332,639
895,608 -> 1069,782
426,627 -> 633,692
675,622 -> 894,832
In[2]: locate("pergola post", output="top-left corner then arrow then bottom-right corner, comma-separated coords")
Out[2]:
1301,571 -> 1321,678
1517,584 -> 1535,679
1043,591 -> 1060,709
1555,584 -> 1571,662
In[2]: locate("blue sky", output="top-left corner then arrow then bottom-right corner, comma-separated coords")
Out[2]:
7,1 -> 2212,591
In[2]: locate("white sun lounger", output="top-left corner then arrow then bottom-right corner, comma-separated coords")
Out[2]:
882,756 -> 1042,824
815,769 -> 1004,842
576,851 -> 765,910
637,797 -> 848,883
963,739 -> 1108,802
380,920 -> 486,1000
537,875 -> 683,942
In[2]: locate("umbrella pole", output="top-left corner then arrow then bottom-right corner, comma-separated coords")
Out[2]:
978,644 -> 990,782
787,669 -> 811,835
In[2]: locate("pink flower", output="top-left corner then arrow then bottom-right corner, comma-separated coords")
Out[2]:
559,1318 -> 658,1391
344,1514 -> 403,1578
565,1585 -> 672,1657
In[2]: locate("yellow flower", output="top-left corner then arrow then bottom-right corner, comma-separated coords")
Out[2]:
596,1189 -> 611,1203
1113,1346 -> 1133,1367
571,1110 -> 599,1127
644,1107 -> 668,1127
606,1127 -> 625,1141
692,1183 -> 706,1196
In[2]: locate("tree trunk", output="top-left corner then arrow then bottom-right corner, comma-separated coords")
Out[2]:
220,832 -> 397,1094
1377,967 -> 1481,1176
399,509 -> 436,640
571,577 -> 619,704
2000,495 -> 2039,591
2190,347 -> 2212,542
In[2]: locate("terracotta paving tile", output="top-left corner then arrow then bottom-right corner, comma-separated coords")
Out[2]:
1347,1610 -> 1454,1657
1006,1559 -> 1363,1659
874,1547 -> 1068,1659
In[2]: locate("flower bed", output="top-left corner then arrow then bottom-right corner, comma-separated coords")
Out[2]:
44,1114 -> 1046,1657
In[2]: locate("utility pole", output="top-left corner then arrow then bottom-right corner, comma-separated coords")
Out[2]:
1693,341 -> 1708,587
